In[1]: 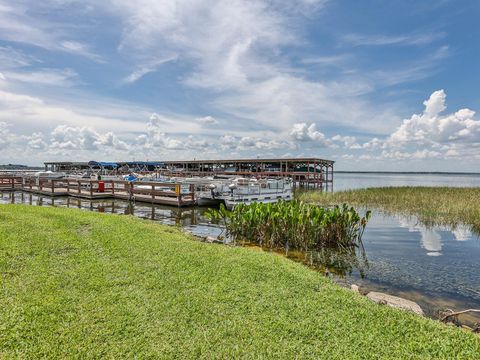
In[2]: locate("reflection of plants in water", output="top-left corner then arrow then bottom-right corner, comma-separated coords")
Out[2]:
206,201 -> 371,251
305,243 -> 369,278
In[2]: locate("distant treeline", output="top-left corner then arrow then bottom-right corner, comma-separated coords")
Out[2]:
336,171 -> 480,175
0,164 -> 42,170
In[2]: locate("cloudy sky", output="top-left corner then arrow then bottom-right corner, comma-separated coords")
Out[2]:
0,0 -> 479,170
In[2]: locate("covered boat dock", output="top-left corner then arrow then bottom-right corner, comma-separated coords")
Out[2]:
44,157 -> 334,189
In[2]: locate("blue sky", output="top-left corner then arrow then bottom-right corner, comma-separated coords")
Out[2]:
0,0 -> 479,170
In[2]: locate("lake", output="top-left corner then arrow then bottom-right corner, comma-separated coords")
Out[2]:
1,172 -> 479,323
334,172 -> 480,191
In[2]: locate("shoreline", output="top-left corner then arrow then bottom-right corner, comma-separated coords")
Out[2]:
1,204 -> 479,357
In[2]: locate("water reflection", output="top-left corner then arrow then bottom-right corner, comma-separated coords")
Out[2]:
396,215 -> 475,256
281,244 -> 369,278
0,191 -> 212,227
451,225 -> 472,242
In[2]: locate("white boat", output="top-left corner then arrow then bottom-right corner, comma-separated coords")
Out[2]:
33,171 -> 66,179
197,177 -> 293,209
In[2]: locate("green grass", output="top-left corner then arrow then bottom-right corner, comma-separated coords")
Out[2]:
299,187 -> 480,233
0,205 -> 479,359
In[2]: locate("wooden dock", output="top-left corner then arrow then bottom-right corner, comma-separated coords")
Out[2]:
0,176 -> 196,207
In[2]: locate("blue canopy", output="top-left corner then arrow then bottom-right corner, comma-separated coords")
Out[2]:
124,174 -> 137,182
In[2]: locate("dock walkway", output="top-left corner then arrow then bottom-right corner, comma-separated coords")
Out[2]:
0,176 -> 196,207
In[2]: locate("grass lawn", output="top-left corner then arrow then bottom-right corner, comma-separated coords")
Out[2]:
299,187 -> 480,233
0,204 -> 479,359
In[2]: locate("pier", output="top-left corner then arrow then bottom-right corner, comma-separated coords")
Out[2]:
0,176 -> 196,207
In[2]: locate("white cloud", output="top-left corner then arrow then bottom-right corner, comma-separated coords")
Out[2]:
361,137 -> 383,150
0,87 -> 152,134
196,116 -> 218,126
218,133 -> 294,152
0,1 -> 474,169
0,45 -> 35,68
138,113 -> 210,151
290,123 -> 329,145
387,89 -> 480,147
0,1 -> 102,61
342,31 -> 445,47
219,135 -> 237,150
332,135 -> 361,149
50,125 -> 128,151
3,68 -> 79,87
0,121 -> 13,149
59,41 -> 105,63
381,149 -> 442,160
122,54 -> 178,84
0,0 -> 447,145
76,0 -> 392,135
26,132 -> 47,149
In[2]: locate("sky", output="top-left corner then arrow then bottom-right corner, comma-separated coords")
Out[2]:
0,0 -> 479,171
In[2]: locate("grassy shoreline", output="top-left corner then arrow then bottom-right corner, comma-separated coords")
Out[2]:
1,204 -> 479,358
299,187 -> 480,233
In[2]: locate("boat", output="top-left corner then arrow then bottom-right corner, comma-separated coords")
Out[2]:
197,177 -> 293,209
33,171 -> 66,179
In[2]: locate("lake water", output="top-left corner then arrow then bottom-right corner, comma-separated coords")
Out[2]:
334,172 -> 480,191
1,172 -> 479,323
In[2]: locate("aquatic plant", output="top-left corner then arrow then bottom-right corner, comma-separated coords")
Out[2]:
206,201 -> 370,251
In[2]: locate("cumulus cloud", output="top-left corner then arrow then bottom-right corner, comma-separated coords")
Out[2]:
332,135 -> 361,149
219,135 -> 237,150
218,134 -> 294,151
289,123 -> 331,147
387,90 -> 480,147
381,149 -> 442,160
0,121 -> 12,149
139,113 -> 210,151
50,125 -> 128,151
196,116 -> 218,126
361,137 -> 383,150
26,132 -> 47,150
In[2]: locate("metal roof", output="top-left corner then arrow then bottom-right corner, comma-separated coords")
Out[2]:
45,157 -> 334,166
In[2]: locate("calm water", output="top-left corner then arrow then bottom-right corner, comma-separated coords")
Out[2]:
1,172 -> 480,322
334,172 -> 480,191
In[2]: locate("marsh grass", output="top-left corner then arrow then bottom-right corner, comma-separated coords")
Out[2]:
299,187 -> 480,234
1,205 -> 479,358
206,201 -> 370,251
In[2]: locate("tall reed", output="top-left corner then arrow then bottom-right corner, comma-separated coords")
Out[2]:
206,201 -> 370,251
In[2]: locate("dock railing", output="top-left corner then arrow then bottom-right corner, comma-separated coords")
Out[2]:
2,175 -> 196,207
0,176 -> 23,190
